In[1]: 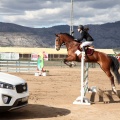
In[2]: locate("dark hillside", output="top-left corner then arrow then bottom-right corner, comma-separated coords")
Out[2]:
0,21 -> 120,48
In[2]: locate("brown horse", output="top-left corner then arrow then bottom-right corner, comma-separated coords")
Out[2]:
55,33 -> 120,94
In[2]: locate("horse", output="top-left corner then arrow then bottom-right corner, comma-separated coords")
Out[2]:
55,33 -> 120,94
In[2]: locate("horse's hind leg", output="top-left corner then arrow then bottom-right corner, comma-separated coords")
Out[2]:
105,71 -> 117,94
99,62 -> 117,94
64,55 -> 75,67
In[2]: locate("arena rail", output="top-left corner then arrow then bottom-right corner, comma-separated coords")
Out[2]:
0,59 -> 97,73
0,60 -> 37,73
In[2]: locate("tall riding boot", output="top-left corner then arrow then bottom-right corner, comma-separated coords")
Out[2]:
83,47 -> 88,60
83,46 -> 86,53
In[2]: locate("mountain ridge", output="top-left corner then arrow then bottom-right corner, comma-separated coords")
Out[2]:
0,21 -> 120,48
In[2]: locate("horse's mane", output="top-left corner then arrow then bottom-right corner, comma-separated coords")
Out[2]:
60,33 -> 75,39
59,33 -> 80,44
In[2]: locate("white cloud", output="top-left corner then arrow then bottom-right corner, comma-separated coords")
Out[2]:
0,0 -> 120,28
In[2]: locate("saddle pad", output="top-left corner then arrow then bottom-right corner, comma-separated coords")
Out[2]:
86,48 -> 94,56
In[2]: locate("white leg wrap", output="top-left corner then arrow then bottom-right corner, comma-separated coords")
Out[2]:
112,86 -> 117,94
75,50 -> 81,56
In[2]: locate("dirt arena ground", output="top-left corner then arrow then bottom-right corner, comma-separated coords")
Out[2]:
1,66 -> 120,120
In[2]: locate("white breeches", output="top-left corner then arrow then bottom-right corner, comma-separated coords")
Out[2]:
80,41 -> 93,48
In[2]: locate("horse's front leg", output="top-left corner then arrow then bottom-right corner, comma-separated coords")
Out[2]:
64,56 -> 75,67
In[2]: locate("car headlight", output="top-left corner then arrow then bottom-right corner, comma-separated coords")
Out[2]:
0,82 -> 15,90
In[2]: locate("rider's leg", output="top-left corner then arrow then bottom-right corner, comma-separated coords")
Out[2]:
80,41 -> 93,52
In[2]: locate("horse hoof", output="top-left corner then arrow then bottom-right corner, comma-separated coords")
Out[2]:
113,90 -> 117,95
69,64 -> 72,67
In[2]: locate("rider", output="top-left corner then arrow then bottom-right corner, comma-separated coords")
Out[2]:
77,25 -> 94,52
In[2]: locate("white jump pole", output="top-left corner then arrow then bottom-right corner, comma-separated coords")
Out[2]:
73,51 -> 91,105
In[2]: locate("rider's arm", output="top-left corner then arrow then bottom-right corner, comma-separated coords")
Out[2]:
77,32 -> 84,42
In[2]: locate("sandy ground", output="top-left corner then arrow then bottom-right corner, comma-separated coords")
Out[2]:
1,66 -> 120,120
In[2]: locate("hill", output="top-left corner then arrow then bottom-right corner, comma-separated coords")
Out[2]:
0,21 -> 120,48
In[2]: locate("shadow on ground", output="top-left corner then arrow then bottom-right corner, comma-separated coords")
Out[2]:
0,104 -> 71,120
90,90 -> 120,104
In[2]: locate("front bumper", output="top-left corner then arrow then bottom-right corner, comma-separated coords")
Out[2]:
0,87 -> 29,112
0,96 -> 28,112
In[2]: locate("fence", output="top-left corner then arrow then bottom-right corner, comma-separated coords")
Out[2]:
0,60 -> 97,73
0,60 -> 37,73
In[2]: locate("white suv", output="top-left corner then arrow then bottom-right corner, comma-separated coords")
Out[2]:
0,72 -> 29,112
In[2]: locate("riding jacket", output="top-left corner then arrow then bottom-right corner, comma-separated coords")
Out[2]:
77,30 -> 94,42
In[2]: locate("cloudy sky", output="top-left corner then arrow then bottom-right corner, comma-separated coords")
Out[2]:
0,0 -> 120,28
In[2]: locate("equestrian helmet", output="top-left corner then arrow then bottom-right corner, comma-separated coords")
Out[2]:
78,25 -> 84,30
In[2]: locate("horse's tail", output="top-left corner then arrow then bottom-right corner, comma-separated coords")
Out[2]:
109,56 -> 120,84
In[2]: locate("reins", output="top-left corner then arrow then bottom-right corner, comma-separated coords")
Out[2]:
56,33 -> 81,51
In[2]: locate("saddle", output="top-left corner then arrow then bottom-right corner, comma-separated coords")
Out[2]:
78,45 -> 94,56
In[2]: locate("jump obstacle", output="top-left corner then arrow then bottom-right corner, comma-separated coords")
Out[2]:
73,51 -> 96,105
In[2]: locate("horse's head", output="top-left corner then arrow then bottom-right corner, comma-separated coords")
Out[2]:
55,33 -> 65,51
55,33 -> 75,51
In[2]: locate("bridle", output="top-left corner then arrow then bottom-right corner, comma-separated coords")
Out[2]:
56,36 -> 65,48
56,35 -> 77,51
